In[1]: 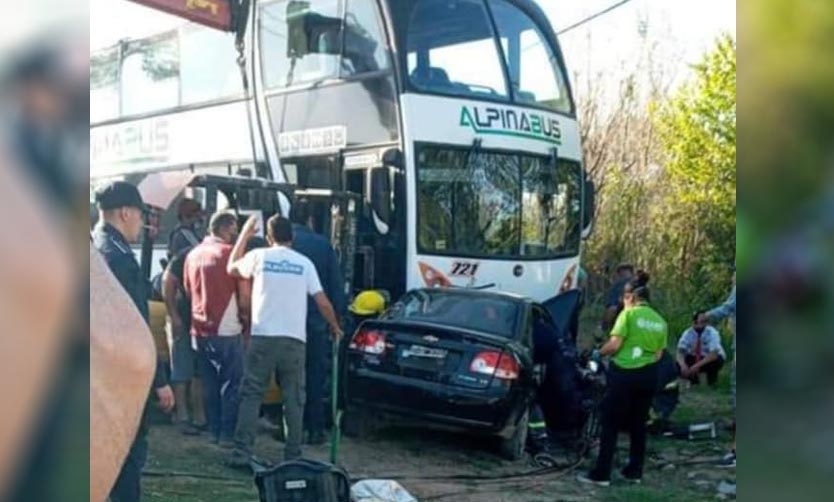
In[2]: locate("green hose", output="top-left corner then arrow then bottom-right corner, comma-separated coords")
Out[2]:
330,337 -> 342,464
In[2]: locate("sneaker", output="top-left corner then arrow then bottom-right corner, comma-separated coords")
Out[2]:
258,416 -> 280,433
576,471 -> 611,487
218,437 -> 237,450
225,450 -> 253,470
717,451 -> 736,468
177,422 -> 201,436
619,468 -> 642,484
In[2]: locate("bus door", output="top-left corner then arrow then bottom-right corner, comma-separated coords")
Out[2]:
293,188 -> 360,301
341,148 -> 406,299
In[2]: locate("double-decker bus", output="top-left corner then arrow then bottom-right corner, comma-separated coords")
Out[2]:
90,0 -> 594,302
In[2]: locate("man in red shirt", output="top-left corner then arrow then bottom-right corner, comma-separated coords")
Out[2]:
184,212 -> 249,445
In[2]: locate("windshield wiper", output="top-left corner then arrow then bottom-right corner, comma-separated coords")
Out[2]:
543,147 -> 560,246
464,138 -> 483,168
451,139 -> 485,251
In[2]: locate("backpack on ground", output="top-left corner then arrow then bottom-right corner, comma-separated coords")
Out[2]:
253,458 -> 350,502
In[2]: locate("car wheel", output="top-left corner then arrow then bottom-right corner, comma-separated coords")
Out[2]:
499,409 -> 529,461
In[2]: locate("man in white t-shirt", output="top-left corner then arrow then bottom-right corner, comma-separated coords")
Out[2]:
226,214 -> 343,463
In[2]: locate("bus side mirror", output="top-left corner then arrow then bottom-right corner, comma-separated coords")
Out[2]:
582,179 -> 595,238
286,1 -> 342,58
381,147 -> 403,169
370,167 -> 391,229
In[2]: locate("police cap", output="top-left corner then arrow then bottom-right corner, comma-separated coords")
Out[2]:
95,181 -> 145,211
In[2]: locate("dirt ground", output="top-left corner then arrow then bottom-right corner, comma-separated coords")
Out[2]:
143,307 -> 736,501
142,383 -> 735,502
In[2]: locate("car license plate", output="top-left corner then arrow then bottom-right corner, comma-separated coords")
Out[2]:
402,345 -> 447,359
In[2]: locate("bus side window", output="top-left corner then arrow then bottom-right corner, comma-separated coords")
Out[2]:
261,0 -> 342,89
342,0 -> 390,75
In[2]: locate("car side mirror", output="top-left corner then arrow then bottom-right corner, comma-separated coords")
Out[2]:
286,2 -> 342,58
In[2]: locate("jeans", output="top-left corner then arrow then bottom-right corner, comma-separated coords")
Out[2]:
234,336 -> 306,460
197,335 -> 244,441
109,433 -> 148,502
592,361 -> 658,480
166,319 -> 197,384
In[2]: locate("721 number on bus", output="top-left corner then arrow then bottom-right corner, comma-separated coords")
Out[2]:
450,261 -> 480,277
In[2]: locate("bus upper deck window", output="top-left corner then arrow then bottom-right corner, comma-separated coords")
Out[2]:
407,0 -> 508,99
488,0 -> 572,114
90,46 -> 119,123
120,33 -> 179,116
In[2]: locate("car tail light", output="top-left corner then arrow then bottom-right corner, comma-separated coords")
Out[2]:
470,351 -> 519,380
349,329 -> 386,355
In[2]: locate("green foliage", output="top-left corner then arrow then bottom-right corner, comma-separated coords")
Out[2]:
656,34 -> 736,296
585,36 -> 736,324
654,35 -> 736,304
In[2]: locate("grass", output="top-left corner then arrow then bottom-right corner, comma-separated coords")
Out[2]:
603,485 -> 713,502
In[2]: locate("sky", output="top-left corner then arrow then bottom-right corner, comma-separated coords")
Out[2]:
545,0 -> 736,97
90,0 -> 736,104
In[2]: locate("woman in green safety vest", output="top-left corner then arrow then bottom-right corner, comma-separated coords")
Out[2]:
577,270 -> 668,487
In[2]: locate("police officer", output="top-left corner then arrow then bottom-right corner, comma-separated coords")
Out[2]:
578,271 -> 668,487
290,199 -> 346,445
91,181 -> 175,502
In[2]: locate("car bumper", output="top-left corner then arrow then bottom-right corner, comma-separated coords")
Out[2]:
344,368 -> 532,437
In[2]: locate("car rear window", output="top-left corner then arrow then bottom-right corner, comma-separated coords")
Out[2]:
385,290 -> 521,338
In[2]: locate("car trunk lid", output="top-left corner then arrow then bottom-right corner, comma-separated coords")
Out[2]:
349,319 -> 518,389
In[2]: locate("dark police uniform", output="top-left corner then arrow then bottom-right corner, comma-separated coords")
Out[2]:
292,223 -> 345,440
92,181 -> 167,502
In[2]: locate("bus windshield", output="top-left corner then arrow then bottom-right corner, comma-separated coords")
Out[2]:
416,143 -> 582,259
406,0 -> 572,113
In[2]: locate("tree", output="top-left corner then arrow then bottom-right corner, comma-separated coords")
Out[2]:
578,34 -> 736,332
575,32 -> 673,290
654,34 -> 736,302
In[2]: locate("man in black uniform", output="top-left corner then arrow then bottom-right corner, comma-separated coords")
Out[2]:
91,181 -> 175,502
290,199 -> 346,445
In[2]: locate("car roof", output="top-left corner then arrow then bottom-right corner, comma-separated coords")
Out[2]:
407,287 -> 532,305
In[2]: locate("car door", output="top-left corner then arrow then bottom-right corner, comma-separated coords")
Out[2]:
541,289 -> 581,339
